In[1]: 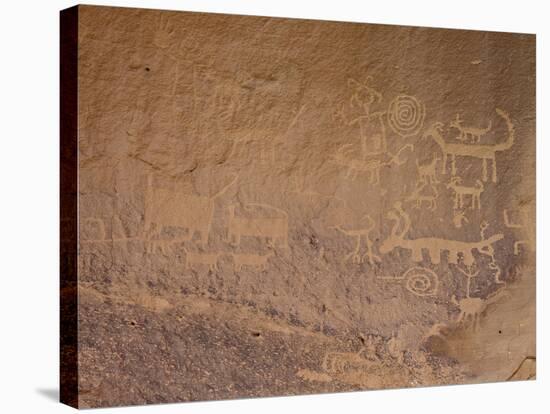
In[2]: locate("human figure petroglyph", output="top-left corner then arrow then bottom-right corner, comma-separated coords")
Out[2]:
330,143 -> 413,184
416,153 -> 440,185
232,251 -> 274,272
227,203 -> 289,248
333,77 -> 387,157
423,109 -> 514,182
331,215 -> 381,265
182,247 -> 220,272
504,208 -> 535,255
380,202 -> 504,266
406,181 -> 438,211
145,174 -> 237,252
348,77 -> 382,116
387,95 -> 425,138
450,114 -> 492,143
446,177 -> 484,210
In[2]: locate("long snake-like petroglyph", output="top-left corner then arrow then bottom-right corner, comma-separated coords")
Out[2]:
380,202 -> 504,266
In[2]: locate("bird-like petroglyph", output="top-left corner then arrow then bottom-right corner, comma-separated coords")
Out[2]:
331,215 -> 381,265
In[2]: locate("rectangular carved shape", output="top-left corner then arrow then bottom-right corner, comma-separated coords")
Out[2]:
60,4 -> 536,409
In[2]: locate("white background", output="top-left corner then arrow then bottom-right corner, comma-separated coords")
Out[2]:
0,0 -> 547,412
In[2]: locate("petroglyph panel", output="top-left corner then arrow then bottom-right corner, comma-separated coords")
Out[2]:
62,5 -> 536,409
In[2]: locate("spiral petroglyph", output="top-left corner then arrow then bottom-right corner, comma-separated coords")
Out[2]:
387,95 -> 425,137
403,267 -> 439,296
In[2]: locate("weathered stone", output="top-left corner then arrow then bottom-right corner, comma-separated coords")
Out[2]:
60,5 -> 536,409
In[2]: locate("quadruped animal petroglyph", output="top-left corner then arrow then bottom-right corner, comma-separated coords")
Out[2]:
145,174 -> 238,252
227,203 -> 289,248
423,108 -> 515,182
406,181 -> 438,211
231,251 -> 274,272
330,143 -> 413,184
452,265 -> 509,330
416,153 -> 440,185
446,177 -> 484,210
183,248 -> 221,272
450,114 -> 492,143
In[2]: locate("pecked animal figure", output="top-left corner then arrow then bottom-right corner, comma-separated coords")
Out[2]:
380,202 -> 503,266
423,108 -> 514,182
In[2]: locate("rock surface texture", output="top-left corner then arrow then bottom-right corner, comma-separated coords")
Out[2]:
60,5 -> 536,409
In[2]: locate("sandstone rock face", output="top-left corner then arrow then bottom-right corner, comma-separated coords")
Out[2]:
60,5 -> 536,409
